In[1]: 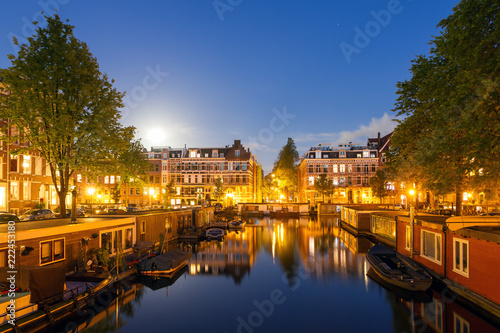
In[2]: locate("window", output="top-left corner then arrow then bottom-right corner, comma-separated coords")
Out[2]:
453,313 -> 470,333
333,177 -> 338,185
10,181 -> 19,200
453,238 -> 469,277
308,165 -> 313,173
339,165 -> 345,173
405,226 -> 411,250
333,165 -> 338,173
235,150 -> 240,157
323,165 -> 328,173
190,151 -> 196,158
308,177 -> 314,185
104,176 -> 109,184
315,165 -> 321,173
242,162 -> 247,171
421,230 -> 442,264
220,153 -> 224,158
22,156 -> 31,174
23,182 -> 30,200
40,238 -> 65,265
363,151 -> 370,158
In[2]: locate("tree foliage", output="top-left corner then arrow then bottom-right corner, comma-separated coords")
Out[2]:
369,169 -> 388,203
389,0 -> 500,214
314,174 -> 333,203
272,137 -> 299,201
0,14 -> 136,216
213,177 -> 225,203
162,179 -> 176,208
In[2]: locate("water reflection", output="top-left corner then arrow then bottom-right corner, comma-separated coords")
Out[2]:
187,228 -> 257,284
76,216 -> 500,333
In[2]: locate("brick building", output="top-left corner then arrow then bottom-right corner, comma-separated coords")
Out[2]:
298,132 -> 392,206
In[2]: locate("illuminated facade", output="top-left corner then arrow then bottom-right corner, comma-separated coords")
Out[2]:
297,132 -> 392,205
145,140 -> 260,206
0,81 -> 57,214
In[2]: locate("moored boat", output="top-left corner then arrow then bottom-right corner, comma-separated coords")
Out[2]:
0,267 -> 116,333
228,220 -> 246,228
366,244 -> 432,292
206,228 -> 225,241
138,249 -> 191,276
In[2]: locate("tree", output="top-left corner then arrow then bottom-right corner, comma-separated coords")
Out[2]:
314,174 -> 333,203
390,0 -> 500,215
114,140 -> 149,206
272,138 -> 300,202
369,169 -> 389,203
213,177 -> 225,204
163,179 -> 176,208
0,14 -> 135,217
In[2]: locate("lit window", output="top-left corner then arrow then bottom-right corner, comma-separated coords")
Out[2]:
308,177 -> 314,185
104,176 -> 109,184
421,230 -> 442,264
22,156 -> 31,174
339,165 -> 345,173
453,238 -> 469,277
110,176 -> 115,184
40,238 -> 65,265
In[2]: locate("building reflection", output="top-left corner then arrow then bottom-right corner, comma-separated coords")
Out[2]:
397,288 -> 500,333
187,227 -> 258,284
296,216 -> 372,280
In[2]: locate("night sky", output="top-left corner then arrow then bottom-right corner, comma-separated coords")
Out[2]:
0,0 -> 459,172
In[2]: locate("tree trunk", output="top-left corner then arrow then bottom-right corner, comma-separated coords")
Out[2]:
57,190 -> 67,218
455,190 -> 462,216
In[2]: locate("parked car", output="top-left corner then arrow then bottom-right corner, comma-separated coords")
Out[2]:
65,207 -> 86,217
394,204 -> 405,210
19,209 -> 56,221
0,213 -> 21,224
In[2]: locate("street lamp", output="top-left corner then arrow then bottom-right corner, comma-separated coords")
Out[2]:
149,188 -> 155,208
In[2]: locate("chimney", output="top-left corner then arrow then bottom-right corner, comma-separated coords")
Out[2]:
377,132 -> 381,148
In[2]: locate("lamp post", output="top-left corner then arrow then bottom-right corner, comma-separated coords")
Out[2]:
71,187 -> 77,224
409,189 -> 416,258
88,188 -> 95,218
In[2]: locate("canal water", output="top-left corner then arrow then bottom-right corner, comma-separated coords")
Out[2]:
60,217 -> 500,333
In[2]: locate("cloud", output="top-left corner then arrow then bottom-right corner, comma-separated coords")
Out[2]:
295,113 -> 396,148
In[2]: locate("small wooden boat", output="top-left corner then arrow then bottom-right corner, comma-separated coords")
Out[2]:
138,249 -> 191,276
0,267 -> 116,333
209,220 -> 228,228
228,220 -> 246,228
366,244 -> 432,292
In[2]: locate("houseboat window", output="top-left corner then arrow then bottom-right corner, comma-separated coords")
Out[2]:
40,238 -> 65,265
421,230 -> 442,264
453,238 -> 469,277
405,226 -> 411,250
453,313 -> 470,333
101,232 -> 112,253
126,228 -> 133,249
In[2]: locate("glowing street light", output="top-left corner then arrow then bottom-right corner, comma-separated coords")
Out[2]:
87,188 -> 95,217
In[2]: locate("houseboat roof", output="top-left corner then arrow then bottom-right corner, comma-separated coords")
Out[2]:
445,216 -> 500,231
453,225 -> 500,243
0,216 -> 136,243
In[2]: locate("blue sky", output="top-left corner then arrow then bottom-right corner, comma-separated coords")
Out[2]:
0,0 -> 459,173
